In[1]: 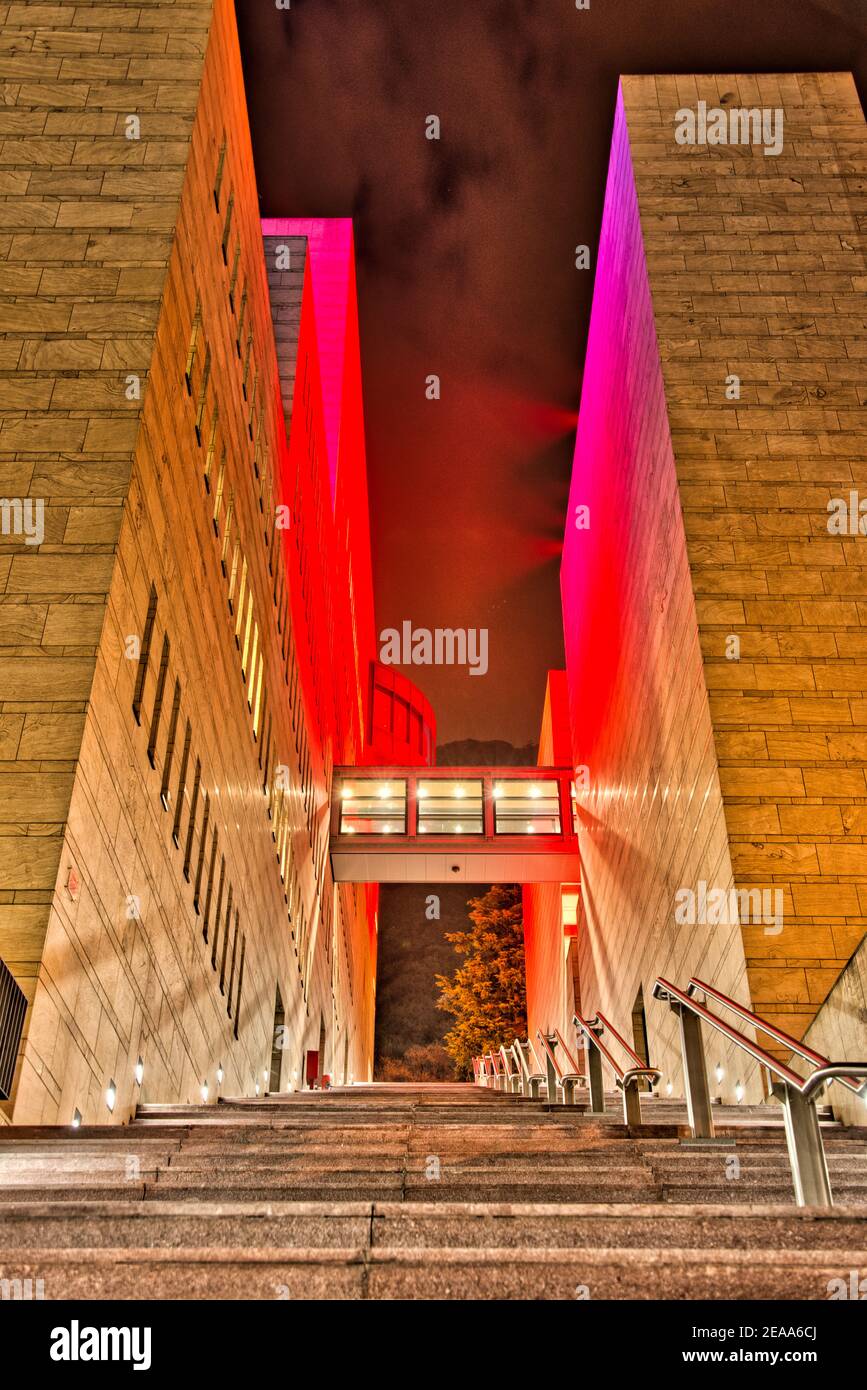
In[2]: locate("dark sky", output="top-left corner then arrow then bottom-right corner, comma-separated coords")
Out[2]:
235,0 -> 866,746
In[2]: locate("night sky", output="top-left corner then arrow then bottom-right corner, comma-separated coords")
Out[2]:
235,0 -> 866,747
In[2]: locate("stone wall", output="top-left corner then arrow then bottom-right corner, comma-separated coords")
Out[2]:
622,72 -> 867,1044
563,85 -> 759,1102
0,0 -> 213,1116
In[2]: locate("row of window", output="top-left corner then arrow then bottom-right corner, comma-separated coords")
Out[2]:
133,584 -> 247,1036
338,779 -> 564,837
184,134 -> 334,987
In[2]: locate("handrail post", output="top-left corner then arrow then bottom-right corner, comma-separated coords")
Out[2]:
586,1033 -> 605,1114
672,1001 -> 715,1138
544,1036 -> 559,1106
773,1080 -> 833,1208
622,1077 -> 642,1127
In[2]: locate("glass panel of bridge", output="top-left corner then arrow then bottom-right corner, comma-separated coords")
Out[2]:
494,779 -> 561,834
417,779 -> 483,834
339,779 -> 407,834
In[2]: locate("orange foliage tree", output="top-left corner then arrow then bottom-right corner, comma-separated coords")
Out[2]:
435,884 -> 527,1078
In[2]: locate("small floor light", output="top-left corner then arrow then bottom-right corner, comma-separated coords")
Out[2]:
71,1109 -> 82,1128
106,1080 -> 117,1113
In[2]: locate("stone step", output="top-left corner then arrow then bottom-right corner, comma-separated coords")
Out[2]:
3,1198 -> 864,1252
1,1243 -> 862,1300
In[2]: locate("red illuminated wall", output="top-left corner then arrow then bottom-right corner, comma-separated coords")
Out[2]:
557,85 -> 756,1098
522,672 -> 579,1042
367,661 -> 436,767
263,218 -> 382,1079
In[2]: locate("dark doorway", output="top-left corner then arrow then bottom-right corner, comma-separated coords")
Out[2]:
631,985 -> 651,1091
268,984 -> 284,1093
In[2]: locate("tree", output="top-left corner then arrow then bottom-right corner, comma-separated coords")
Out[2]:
435,884 -> 527,1078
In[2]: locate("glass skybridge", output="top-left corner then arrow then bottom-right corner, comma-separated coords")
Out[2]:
330,767 -> 581,883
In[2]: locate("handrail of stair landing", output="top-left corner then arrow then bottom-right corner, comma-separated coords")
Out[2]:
573,1009 -> 662,1125
653,974 -> 867,1209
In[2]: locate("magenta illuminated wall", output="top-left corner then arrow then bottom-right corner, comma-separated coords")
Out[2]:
558,85 -> 754,1091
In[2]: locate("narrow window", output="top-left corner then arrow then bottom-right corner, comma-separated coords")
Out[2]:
212,447 -> 226,534
227,542 -> 240,611
172,720 -> 192,847
220,191 -> 234,264
226,912 -> 239,1014
146,633 -> 170,769
204,407 -> 219,492
247,623 -> 259,706
219,885 -> 233,990
184,298 -> 201,394
221,501 -> 234,577
252,653 -> 264,737
194,344 -> 211,445
193,799 -> 212,914
132,583 -> 157,726
228,240 -> 240,310
236,287 -> 248,357
213,137 -> 226,212
233,935 -> 246,1038
234,559 -> 248,642
203,839 -> 221,944
183,759 -> 201,880
241,592 -> 253,678
160,679 -> 181,809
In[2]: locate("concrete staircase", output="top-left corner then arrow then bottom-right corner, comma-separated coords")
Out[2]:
1,1082 -> 866,1299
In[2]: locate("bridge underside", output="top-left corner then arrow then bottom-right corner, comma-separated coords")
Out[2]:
329,766 -> 581,884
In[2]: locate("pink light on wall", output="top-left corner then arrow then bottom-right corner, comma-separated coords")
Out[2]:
261,217 -> 354,503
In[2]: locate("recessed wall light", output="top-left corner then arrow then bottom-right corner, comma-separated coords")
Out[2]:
134,1057 -> 144,1086
106,1081 -> 117,1113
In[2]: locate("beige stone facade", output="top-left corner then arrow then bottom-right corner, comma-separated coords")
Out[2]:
0,0 -> 376,1123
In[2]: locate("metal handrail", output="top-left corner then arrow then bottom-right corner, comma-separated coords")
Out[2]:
526,1036 -> 545,1076
574,1010 -> 626,1082
595,1011 -> 646,1071
553,1027 -> 585,1078
573,1010 -> 661,1089
656,976 -> 867,1100
536,1030 -> 580,1082
653,972 -> 867,1208
687,977 -> 866,1098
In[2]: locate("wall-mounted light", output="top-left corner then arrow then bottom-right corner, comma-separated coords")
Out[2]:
200,1082 -> 209,1103
217,1064 -> 224,1085
666,1081 -> 673,1096
735,1081 -> 744,1104
255,1082 -> 260,1096
106,1080 -> 117,1113
715,1064 -> 724,1085
341,787 -> 353,800
71,1109 -> 82,1128
377,786 -> 389,799
134,1057 -> 144,1086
